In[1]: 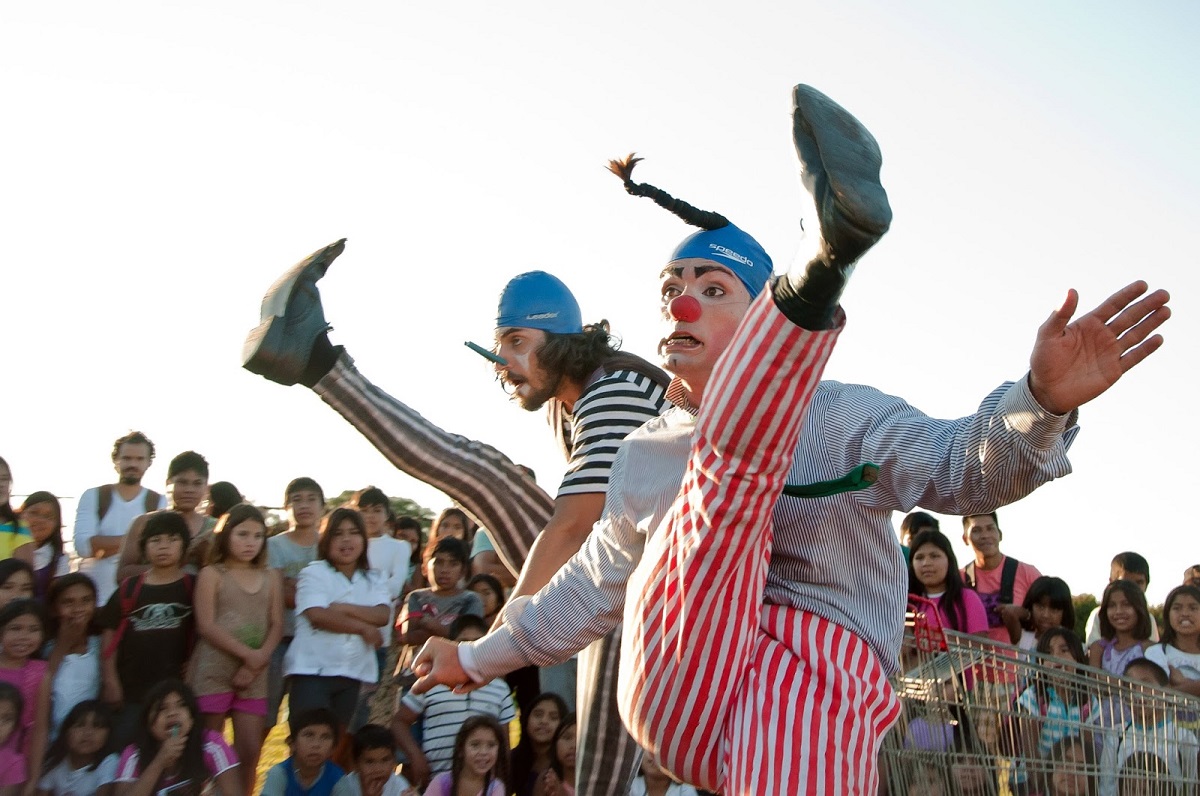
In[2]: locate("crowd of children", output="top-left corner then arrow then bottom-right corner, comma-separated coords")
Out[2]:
0,449 -> 627,796
3,441 -> 1200,794
899,516 -> 1200,794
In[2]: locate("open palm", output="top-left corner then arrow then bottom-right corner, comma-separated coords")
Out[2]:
1029,281 -> 1170,415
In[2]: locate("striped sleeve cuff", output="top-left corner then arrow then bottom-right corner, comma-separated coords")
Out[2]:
458,643 -> 484,683
458,596 -> 536,682
1006,375 -> 1079,448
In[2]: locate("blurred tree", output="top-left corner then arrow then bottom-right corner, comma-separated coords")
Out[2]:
263,507 -> 290,536
1150,603 -> 1164,631
250,492 -> 434,537
1073,593 -> 1097,641
326,490 -> 434,528
389,498 -> 434,528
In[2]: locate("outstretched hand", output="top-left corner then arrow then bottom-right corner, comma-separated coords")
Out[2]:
409,637 -> 483,695
1028,281 -> 1170,415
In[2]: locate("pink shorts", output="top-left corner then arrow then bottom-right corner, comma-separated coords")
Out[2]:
196,692 -> 268,717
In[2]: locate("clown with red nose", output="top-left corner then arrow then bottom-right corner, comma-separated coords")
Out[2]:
657,223 -> 774,411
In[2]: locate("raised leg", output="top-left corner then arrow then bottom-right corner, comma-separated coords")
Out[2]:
619,83 -> 895,793
619,290 -> 841,790
315,352 -> 553,575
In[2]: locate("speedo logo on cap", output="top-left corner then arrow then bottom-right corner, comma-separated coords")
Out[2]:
526,312 -> 559,320
708,244 -> 753,267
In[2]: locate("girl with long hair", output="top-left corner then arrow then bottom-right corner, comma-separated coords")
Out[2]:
510,693 -> 567,796
16,493 -> 66,599
0,599 -> 51,785
0,458 -> 32,565
44,574 -> 103,741
423,715 -> 509,796
284,507 -> 390,730
907,529 -> 987,634
1145,584 -> 1200,697
1010,576 -> 1075,650
1087,579 -> 1153,677
112,680 -> 239,796
37,699 -> 118,795
189,503 -> 282,794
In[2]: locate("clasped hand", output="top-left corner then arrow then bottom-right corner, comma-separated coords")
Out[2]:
408,637 -> 482,695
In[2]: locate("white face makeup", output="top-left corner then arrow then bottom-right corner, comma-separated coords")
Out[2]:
494,327 -> 559,411
658,259 -> 752,404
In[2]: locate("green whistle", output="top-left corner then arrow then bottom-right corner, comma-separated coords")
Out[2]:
782,463 -> 880,499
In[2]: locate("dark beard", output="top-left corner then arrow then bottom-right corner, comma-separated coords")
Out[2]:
119,473 -> 141,486
514,371 -> 563,412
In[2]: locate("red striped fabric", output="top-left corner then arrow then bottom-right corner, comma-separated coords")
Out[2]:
618,295 -> 899,793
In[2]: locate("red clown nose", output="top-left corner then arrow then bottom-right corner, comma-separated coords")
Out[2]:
668,295 -> 702,323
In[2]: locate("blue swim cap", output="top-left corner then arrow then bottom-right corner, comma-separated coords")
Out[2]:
669,224 -> 774,299
495,271 -> 583,335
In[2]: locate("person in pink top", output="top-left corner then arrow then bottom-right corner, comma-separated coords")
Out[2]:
0,683 -> 27,790
113,679 -> 240,796
0,599 -> 51,786
908,529 -> 988,634
961,511 -> 1043,644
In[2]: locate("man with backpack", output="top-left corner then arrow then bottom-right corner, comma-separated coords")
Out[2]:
72,431 -> 166,603
961,511 -> 1043,644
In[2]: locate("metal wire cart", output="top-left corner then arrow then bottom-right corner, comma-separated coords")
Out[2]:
880,598 -> 1200,795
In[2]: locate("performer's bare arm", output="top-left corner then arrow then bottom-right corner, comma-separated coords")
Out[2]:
89,535 -> 124,557
471,551 -> 516,588
510,492 -> 605,598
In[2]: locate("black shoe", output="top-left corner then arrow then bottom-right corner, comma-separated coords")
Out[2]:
242,238 -> 346,386
775,86 -> 891,329
792,84 -> 891,269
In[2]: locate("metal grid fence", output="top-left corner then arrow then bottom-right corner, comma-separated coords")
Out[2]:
880,599 -> 1200,796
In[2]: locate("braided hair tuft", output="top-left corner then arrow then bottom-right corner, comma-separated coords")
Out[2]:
606,153 -> 730,231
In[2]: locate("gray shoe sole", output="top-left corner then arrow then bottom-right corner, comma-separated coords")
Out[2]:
792,85 -> 891,264
242,238 -> 346,385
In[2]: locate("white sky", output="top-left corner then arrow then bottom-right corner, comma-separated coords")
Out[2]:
4,1 -> 1197,606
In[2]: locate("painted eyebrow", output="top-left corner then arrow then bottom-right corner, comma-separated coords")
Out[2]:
658,264 -> 735,280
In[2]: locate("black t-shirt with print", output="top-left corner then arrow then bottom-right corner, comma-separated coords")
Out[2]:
99,577 -> 194,703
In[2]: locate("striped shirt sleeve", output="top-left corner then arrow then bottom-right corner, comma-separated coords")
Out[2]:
401,688 -> 429,715
557,371 -> 666,497
495,684 -> 516,725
